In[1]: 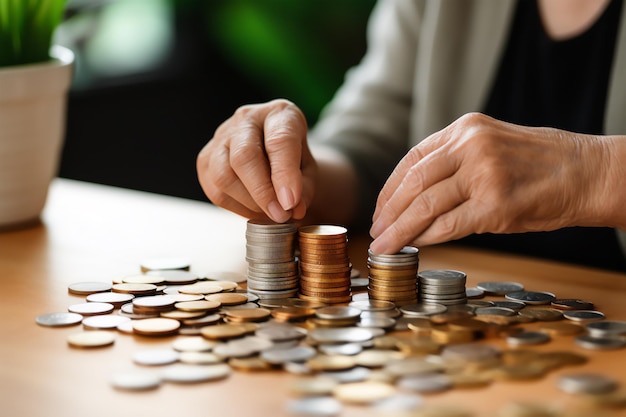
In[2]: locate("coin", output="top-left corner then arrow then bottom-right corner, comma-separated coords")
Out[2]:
538,322 -> 584,336
505,291 -> 556,305
318,343 -> 363,356
551,299 -> 595,310
68,282 -> 112,295
224,308 -> 271,322
160,363 -> 231,383
132,348 -> 180,366
306,355 -> 356,372
148,269 -> 198,285
400,303 -> 447,317
574,335 -> 626,350
585,320 -> 626,338
309,327 -> 376,344
260,345 -> 317,364
174,300 -> 221,312
67,330 -> 116,348
122,274 -> 165,285
465,287 -> 485,299
518,308 -> 563,321
178,282 -> 223,295
112,283 -> 158,295
563,310 -> 605,323
179,351 -> 224,365
506,331 -> 551,346
86,292 -> 134,307
255,324 -> 308,342
200,324 -> 250,340
68,302 -> 114,316
286,397 -> 342,417
398,373 -> 452,393
316,306 -> 361,320
475,306 -> 516,317
332,381 -> 396,404
82,314 -> 131,330
36,312 -> 83,327
557,373 -> 618,394
441,343 -> 500,362
109,370 -> 161,391
132,318 -> 181,336
476,281 -> 524,295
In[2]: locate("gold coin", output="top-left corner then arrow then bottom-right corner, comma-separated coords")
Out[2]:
406,318 -> 435,335
448,372 -> 493,389
179,282 -> 223,295
491,363 -> 546,381
289,376 -> 339,396
353,349 -> 405,368
306,355 -> 356,372
332,381 -> 395,404
67,330 -> 116,348
538,322 -> 584,336
205,280 -> 239,291
431,328 -> 477,344
132,318 -> 180,336
111,283 -> 157,295
519,308 -> 563,321
175,300 -> 221,312
224,308 -> 271,322
200,324 -> 250,340
160,310 -> 206,320
271,307 -> 316,321
298,293 -> 352,304
228,357 -> 273,372
395,338 -> 441,355
205,293 -> 248,306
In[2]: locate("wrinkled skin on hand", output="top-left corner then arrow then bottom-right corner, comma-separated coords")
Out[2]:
197,99 -> 317,223
370,112 -> 614,254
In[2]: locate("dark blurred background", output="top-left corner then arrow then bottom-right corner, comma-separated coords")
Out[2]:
56,0 -> 376,201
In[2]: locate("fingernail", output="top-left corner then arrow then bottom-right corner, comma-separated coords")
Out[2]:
277,187 -> 295,210
370,221 -> 383,238
268,200 -> 290,223
369,238 -> 384,255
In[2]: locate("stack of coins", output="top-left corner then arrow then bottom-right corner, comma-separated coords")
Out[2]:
245,220 -> 299,300
367,247 -> 419,306
418,269 -> 467,306
298,225 -> 352,305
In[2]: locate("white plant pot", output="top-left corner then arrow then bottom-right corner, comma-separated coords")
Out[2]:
0,45 -> 74,229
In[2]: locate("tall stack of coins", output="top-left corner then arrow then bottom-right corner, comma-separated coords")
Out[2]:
298,225 -> 352,305
245,220 -> 299,300
418,269 -> 467,306
367,247 -> 419,306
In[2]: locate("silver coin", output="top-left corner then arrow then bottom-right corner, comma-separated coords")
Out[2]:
574,335 -> 626,350
551,299 -> 594,310
318,343 -> 363,356
109,370 -> 161,391
373,394 -> 423,413
260,345 -> 317,364
557,373 -> 618,394
351,278 -> 369,289
418,270 -> 466,285
351,292 -> 370,301
357,316 -> 396,330
35,312 -> 83,327
563,310 -> 605,323
82,314 -> 131,330
585,320 -> 626,338
465,287 -> 484,299
476,281 -> 524,295
68,281 -> 112,295
399,303 -> 447,317
321,366 -> 371,383
475,306 -> 517,317
171,336 -> 218,352
309,327 -> 376,344
492,300 -> 526,310
178,351 -> 224,365
398,373 -> 452,393
256,324 -> 308,342
315,306 -> 362,320
360,309 -> 402,320
441,343 -> 501,362
160,363 -> 231,383
132,348 -> 180,366
468,300 -> 495,308
286,396 -> 342,417
505,291 -> 555,305
506,331 -> 551,346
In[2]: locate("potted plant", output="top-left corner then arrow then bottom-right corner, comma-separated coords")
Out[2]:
0,0 -> 74,229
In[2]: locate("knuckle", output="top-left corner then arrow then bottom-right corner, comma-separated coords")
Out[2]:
388,220 -> 415,244
434,213 -> 458,239
413,193 -> 436,218
230,142 -> 262,170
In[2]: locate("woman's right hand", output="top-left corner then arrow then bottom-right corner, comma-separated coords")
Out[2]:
196,99 -> 317,223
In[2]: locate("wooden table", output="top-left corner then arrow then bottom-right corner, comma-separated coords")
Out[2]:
1,179 -> 625,417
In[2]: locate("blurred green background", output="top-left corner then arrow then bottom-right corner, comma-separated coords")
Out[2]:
57,0 -> 376,201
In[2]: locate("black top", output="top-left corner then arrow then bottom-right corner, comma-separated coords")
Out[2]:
460,0 -> 626,271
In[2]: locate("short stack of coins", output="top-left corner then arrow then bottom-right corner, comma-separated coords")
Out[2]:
245,219 -> 299,300
367,246 -> 419,306
418,269 -> 467,306
298,225 -> 352,305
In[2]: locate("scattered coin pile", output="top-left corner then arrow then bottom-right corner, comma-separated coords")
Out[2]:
35,237 -> 626,416
298,225 -> 352,305
368,246 -> 419,306
418,269 -> 467,306
245,220 -> 299,300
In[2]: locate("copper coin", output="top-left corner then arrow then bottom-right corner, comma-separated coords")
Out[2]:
132,318 -> 181,336
174,300 -> 221,312
205,293 -> 248,306
112,283 -> 158,295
